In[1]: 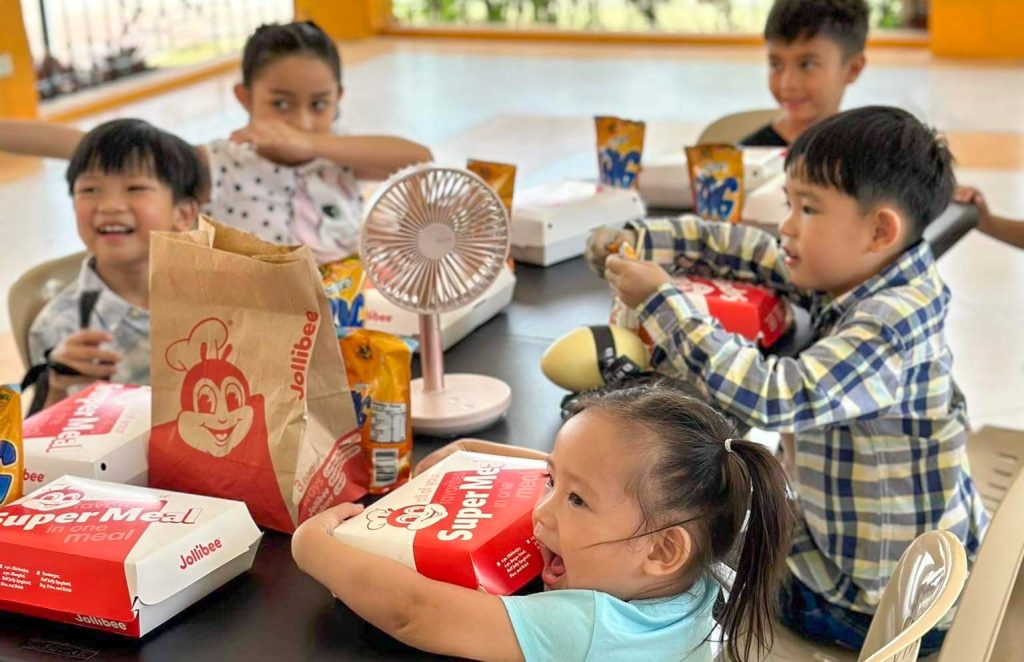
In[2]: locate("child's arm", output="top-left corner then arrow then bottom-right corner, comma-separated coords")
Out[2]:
955,186 -> 1024,250
631,216 -> 813,308
609,262 -> 906,432
229,120 -> 432,180
292,504 -> 524,662
0,120 -> 84,159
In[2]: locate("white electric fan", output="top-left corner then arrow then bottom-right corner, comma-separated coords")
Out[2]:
360,164 -> 512,436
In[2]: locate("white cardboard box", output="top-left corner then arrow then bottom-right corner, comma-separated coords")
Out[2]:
510,181 -> 646,266
334,451 -> 546,595
0,475 -> 262,637
361,266 -> 517,350
22,382 -> 151,491
637,147 -> 786,210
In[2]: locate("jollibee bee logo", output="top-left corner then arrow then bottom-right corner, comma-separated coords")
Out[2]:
366,504 -> 448,531
22,487 -> 86,511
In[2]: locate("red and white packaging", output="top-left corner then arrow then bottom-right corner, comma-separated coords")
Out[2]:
334,451 -> 545,595
612,275 -> 791,349
0,475 -> 261,637
22,383 -> 151,491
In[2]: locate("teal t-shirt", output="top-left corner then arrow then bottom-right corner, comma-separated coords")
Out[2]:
499,576 -> 719,662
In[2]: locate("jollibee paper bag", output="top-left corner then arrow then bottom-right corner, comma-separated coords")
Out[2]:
149,217 -> 367,533
334,451 -> 546,595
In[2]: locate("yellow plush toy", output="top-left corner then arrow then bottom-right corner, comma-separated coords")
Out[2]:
540,325 -> 650,393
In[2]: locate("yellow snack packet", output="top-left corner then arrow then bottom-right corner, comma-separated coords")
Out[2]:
339,329 -> 413,495
0,385 -> 23,506
467,159 -> 516,218
467,159 -> 518,271
596,116 -> 645,189
320,257 -> 366,329
685,144 -> 744,223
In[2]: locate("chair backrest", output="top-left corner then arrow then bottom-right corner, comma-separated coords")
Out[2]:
697,109 -> 779,145
7,251 -> 86,370
859,530 -> 968,662
935,428 -> 1024,662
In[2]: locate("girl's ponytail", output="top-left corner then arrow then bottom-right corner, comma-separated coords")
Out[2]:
717,439 -> 796,661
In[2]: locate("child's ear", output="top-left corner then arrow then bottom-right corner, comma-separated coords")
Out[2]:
869,206 -> 905,253
844,53 -> 866,84
171,200 -> 199,232
642,526 -> 692,578
233,83 -> 252,113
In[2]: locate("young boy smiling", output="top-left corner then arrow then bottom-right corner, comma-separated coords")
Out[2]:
590,106 -> 989,654
742,0 -> 868,147
28,119 -> 203,408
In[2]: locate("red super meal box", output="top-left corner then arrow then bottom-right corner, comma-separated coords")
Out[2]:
333,451 -> 545,595
612,275 -> 791,349
0,476 -> 261,637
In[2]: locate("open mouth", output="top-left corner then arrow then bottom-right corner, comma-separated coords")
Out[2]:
96,223 -> 135,236
201,423 -> 237,446
538,540 -> 567,588
781,245 -> 800,268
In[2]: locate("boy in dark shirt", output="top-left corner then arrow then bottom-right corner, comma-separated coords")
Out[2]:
740,0 -> 868,147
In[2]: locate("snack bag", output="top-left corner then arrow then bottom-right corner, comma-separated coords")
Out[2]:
685,144 -> 744,223
607,243 -> 653,347
467,159 -> 517,270
149,217 -> 366,533
467,159 -> 516,218
596,116 -> 645,189
320,257 -> 366,329
0,385 -> 22,506
340,328 -> 413,495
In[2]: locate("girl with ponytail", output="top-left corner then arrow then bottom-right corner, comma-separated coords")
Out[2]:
294,386 -> 795,661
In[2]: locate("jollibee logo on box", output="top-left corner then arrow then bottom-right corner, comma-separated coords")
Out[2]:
335,452 -> 546,595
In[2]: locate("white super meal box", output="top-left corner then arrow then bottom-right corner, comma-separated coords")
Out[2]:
0,476 -> 262,637
510,181 -> 646,266
362,266 -> 516,350
334,451 -> 546,595
22,382 -> 151,491
637,147 -> 786,210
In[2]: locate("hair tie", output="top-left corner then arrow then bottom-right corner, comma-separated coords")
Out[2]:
724,438 -> 735,453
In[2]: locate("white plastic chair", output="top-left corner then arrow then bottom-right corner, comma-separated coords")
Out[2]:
697,109 -> 778,145
734,530 -> 968,662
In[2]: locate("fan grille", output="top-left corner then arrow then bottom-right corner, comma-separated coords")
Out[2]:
361,165 -> 510,314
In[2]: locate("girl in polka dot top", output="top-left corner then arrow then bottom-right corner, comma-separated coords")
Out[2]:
0,21 -> 431,266
195,21 -> 432,264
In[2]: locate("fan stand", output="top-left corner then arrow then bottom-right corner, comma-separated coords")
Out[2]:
412,313 -> 511,436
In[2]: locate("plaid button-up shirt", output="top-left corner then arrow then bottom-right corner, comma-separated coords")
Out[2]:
633,216 -> 989,614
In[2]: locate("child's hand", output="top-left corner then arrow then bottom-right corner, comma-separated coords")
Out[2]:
953,185 -> 994,232
585,227 -> 637,277
297,502 -> 365,538
48,330 -> 121,391
230,120 -> 317,163
604,255 -> 672,309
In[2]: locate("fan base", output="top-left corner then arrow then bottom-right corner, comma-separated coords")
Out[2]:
411,374 -> 512,436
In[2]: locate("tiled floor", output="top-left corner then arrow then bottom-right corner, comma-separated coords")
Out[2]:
1,37 -> 1022,427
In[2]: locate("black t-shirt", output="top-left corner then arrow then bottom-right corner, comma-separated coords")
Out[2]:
739,123 -> 788,147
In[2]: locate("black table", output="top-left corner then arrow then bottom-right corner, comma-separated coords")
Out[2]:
0,199 -> 977,658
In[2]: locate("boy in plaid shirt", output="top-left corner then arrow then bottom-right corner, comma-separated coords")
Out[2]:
588,106 -> 988,654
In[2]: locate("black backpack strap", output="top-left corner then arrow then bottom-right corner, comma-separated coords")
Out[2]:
21,361 -> 51,417
79,290 -> 101,328
20,290 -> 101,417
